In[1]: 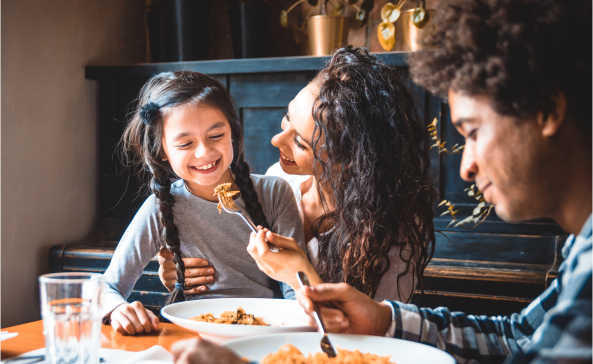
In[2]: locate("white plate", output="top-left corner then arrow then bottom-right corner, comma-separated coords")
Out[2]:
222,332 -> 456,363
161,298 -> 316,343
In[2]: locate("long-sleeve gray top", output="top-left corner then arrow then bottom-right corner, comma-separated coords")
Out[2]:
102,175 -> 305,317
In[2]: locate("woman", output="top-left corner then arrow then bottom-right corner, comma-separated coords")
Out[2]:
159,47 -> 436,302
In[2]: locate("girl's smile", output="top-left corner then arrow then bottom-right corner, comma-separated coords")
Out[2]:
191,158 -> 221,173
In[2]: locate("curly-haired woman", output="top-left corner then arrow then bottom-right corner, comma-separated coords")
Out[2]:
159,47 -> 436,303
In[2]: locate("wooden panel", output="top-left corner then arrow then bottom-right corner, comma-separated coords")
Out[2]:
434,231 -> 556,264
85,53 -> 409,80
242,108 -> 284,175
230,72 -> 315,108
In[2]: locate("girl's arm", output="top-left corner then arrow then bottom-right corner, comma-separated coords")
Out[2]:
102,195 -> 162,333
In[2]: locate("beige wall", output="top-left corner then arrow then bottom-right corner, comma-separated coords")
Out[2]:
2,0 -> 147,328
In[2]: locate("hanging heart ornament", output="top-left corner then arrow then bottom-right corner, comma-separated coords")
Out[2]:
412,7 -> 429,28
381,2 -> 401,23
377,22 -> 396,51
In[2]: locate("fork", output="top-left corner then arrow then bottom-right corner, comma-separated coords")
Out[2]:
296,271 -> 337,358
216,195 -> 281,253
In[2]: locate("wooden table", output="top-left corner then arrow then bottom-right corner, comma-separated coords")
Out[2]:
1,321 -> 200,360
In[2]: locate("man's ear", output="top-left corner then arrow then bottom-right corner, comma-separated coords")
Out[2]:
538,91 -> 567,137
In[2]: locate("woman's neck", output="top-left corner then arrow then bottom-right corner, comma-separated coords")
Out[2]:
184,169 -> 236,202
300,176 -> 335,240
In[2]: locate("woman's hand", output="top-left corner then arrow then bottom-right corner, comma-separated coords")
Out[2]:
157,247 -> 214,295
247,227 -> 322,290
296,282 -> 392,335
172,338 -> 243,364
110,301 -> 159,335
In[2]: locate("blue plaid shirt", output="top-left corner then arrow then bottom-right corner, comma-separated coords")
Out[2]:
386,215 -> 592,364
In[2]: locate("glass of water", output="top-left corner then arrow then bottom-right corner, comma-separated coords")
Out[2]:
39,273 -> 105,364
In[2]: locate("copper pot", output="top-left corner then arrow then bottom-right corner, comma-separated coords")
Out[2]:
396,9 -> 437,51
306,15 -> 349,56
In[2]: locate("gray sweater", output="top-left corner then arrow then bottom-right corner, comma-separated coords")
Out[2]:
102,175 -> 305,317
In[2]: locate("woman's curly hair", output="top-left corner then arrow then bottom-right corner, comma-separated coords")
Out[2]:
311,47 -> 436,300
409,0 -> 591,132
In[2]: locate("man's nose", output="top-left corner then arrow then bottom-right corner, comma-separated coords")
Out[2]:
460,146 -> 478,182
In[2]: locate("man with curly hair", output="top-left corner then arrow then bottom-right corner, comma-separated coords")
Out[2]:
169,0 -> 591,363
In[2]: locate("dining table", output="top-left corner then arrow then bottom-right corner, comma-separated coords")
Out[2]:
0,320 -> 200,360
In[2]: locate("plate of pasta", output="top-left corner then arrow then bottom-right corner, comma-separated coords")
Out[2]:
161,298 -> 316,343
222,332 -> 456,363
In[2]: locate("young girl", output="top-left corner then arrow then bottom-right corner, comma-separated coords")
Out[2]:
102,71 -> 305,335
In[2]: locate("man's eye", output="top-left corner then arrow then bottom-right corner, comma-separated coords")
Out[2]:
210,133 -> 224,139
466,129 -> 477,140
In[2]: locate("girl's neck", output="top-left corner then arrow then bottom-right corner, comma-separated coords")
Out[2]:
184,168 -> 236,202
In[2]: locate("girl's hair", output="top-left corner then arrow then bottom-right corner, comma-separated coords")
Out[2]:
311,47 -> 436,300
120,71 -> 269,305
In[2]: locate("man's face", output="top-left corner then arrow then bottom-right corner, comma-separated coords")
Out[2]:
449,90 -> 550,222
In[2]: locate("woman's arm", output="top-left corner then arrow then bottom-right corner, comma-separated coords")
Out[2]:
250,176 -> 320,292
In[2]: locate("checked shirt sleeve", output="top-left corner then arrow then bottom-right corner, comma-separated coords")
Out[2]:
385,300 -> 532,363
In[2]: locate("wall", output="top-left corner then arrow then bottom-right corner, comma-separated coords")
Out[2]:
1,0 -> 147,328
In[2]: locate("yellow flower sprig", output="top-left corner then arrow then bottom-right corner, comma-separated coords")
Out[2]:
427,117 -> 464,154
438,184 -> 494,228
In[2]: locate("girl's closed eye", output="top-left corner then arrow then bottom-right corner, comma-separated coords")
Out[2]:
210,133 -> 225,139
177,141 -> 193,149
466,129 -> 478,141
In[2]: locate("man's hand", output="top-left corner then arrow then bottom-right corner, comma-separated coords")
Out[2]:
158,247 -> 214,295
110,301 -> 159,335
172,338 -> 243,364
296,282 -> 392,335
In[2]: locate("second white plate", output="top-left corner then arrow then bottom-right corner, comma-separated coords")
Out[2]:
222,332 -> 456,364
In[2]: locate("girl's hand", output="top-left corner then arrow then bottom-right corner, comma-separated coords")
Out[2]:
110,301 -> 159,335
157,247 -> 214,295
247,228 -> 322,290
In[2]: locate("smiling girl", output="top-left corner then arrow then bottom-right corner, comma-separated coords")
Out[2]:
102,71 -> 304,335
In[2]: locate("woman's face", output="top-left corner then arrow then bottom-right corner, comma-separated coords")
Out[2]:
271,83 -> 319,176
161,104 -> 234,196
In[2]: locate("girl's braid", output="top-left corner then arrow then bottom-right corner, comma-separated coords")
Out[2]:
150,166 -> 186,305
232,156 -> 269,230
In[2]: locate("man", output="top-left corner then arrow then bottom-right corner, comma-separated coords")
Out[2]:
172,0 -> 591,362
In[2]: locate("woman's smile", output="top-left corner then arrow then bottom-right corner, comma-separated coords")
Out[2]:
190,158 -> 221,174
279,150 -> 297,165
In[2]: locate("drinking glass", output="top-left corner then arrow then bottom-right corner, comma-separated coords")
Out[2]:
39,273 -> 105,364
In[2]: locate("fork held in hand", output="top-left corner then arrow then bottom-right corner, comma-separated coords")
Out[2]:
296,271 -> 337,358
216,195 -> 281,253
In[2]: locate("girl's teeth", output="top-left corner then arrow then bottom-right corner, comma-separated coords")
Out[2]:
196,161 -> 216,170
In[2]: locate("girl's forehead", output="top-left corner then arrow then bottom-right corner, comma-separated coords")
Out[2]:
163,104 -> 230,133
